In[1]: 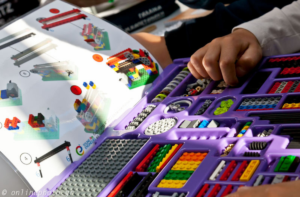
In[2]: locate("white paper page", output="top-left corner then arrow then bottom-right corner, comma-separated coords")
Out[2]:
0,0 -> 162,191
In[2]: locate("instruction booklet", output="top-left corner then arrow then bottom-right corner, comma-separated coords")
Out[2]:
0,0 -> 162,192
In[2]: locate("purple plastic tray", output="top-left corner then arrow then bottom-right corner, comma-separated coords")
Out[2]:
32,53 -> 300,197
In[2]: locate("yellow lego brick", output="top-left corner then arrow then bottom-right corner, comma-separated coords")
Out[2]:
113,67 -> 119,71
133,53 -> 140,59
240,160 -> 260,182
133,73 -> 139,78
282,103 -> 288,109
242,126 -> 250,130
171,161 -> 201,171
237,134 -> 243,137
295,103 -> 300,108
157,180 -> 186,188
156,144 -> 178,172
114,62 -> 119,67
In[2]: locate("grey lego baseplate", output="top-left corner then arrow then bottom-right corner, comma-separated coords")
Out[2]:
50,139 -> 148,197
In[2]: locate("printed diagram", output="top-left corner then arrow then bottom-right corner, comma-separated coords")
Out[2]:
5,111 -> 60,141
30,61 -> 78,81
11,38 -> 57,67
81,23 -> 111,51
37,9 -> 87,30
0,28 -> 35,50
0,81 -> 22,108
34,141 -> 73,178
106,48 -> 159,89
74,81 -> 111,135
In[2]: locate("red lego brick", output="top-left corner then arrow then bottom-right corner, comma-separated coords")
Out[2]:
208,184 -> 221,197
11,117 -> 20,128
281,81 -> 294,93
196,184 -> 210,197
108,171 -> 134,197
231,161 -> 248,181
221,185 -> 233,197
268,82 -> 281,94
4,118 -> 11,129
220,160 -> 237,181
135,144 -> 160,172
39,9 -> 81,23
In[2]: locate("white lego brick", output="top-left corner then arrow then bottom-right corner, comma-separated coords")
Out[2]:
207,120 -> 220,128
209,160 -> 226,181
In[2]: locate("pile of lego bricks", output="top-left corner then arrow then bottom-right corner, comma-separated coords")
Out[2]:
182,79 -> 211,96
210,80 -> 227,94
213,99 -> 234,115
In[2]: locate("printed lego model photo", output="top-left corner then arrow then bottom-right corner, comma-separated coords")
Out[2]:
81,23 -> 111,51
0,81 -> 22,107
74,81 -> 111,135
4,109 -> 60,141
37,9 -> 87,30
11,38 -> 57,67
106,48 -> 159,89
30,61 -> 78,81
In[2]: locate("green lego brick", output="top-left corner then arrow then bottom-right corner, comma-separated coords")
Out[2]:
279,155 -> 296,172
245,122 -> 252,126
274,156 -> 286,172
132,49 -> 139,53
164,170 -> 194,180
147,144 -> 172,172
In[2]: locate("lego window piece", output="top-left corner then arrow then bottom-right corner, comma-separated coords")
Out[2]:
11,39 -> 57,67
151,67 -> 190,103
50,139 -> 148,197
237,97 -> 280,111
107,48 -> 159,90
74,81 -> 111,135
126,105 -> 156,130
30,61 -> 78,81
145,118 -> 177,135
157,152 -> 207,188
0,81 -> 22,107
82,23 -> 111,51
38,9 -> 87,30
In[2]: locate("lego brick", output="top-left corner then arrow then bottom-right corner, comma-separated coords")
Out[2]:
209,160 -> 226,181
136,144 -> 160,172
1,90 -> 7,99
231,161 -> 248,181
279,155 -> 296,172
179,120 -> 191,128
187,120 -> 200,128
196,184 -> 210,197
253,175 -> 264,186
108,171 -> 134,197
274,156 -> 286,172
240,160 -> 260,182
207,184 -> 221,197
147,144 -> 172,172
157,144 -> 183,172
50,139 -> 148,197
271,174 -> 285,185
221,185 -> 233,197
207,120 -> 220,128
220,160 -> 237,181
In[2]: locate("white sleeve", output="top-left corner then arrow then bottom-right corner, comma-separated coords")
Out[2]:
233,0 -> 300,56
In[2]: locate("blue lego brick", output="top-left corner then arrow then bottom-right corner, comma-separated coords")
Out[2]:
239,106 -> 246,110
198,120 -> 210,128
8,126 -> 19,130
240,129 -> 247,134
132,59 -> 140,64
129,75 -> 134,80
146,69 -> 153,75
110,65 -> 116,69
1,90 -> 8,99
83,82 -> 88,87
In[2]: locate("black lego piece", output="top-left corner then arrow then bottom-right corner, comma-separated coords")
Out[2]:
37,113 -> 45,125
243,152 -> 260,157
242,72 -> 271,94
131,173 -> 158,197
116,173 -> 143,197
288,157 -> 300,172
249,142 -> 268,150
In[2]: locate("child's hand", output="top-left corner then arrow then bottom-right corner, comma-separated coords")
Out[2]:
226,180 -> 300,197
131,33 -> 173,69
188,29 -> 262,86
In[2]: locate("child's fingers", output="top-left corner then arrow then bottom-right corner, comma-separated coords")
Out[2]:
187,61 -> 203,79
219,38 -> 242,86
190,46 -> 209,78
236,44 -> 263,77
202,40 -> 222,81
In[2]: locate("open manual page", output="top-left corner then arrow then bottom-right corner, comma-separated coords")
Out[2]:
0,0 -> 162,193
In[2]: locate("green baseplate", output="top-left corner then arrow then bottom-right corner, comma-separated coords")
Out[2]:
84,99 -> 111,135
127,63 -> 160,90
94,32 -> 111,51
14,117 -> 60,141
41,67 -> 79,81
0,89 -> 22,108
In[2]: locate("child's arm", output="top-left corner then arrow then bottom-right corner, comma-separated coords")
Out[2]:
226,180 -> 300,197
188,0 -> 300,86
